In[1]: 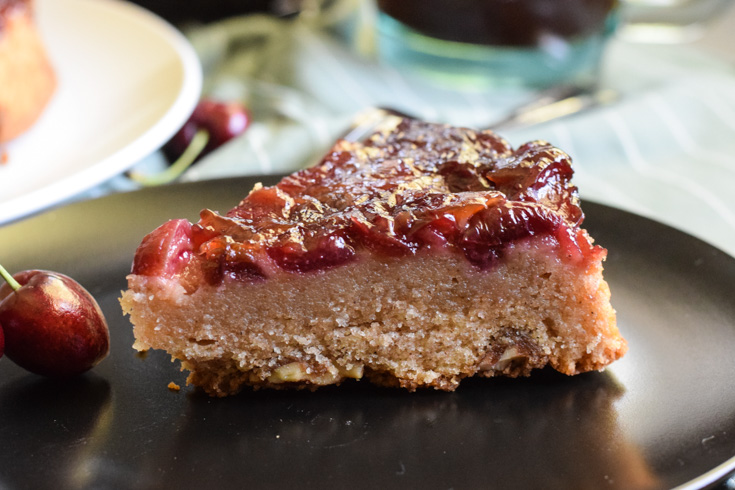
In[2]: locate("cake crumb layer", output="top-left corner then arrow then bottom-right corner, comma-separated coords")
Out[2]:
121,241 -> 624,397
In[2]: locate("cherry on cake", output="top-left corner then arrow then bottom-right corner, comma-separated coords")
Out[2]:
0,0 -> 56,143
120,117 -> 626,396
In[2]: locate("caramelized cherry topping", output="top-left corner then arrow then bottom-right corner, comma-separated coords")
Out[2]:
132,219 -> 193,277
133,118 -> 600,284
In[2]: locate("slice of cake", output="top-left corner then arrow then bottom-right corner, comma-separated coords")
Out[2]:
121,117 -> 626,397
0,0 -> 56,143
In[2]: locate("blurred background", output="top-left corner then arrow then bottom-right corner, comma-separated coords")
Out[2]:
108,0 -> 735,261
3,0 -> 735,257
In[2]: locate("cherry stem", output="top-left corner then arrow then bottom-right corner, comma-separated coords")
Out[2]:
128,129 -> 210,187
0,263 -> 21,291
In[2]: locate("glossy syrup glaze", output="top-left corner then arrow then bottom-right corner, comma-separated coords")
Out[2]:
133,118 -> 604,287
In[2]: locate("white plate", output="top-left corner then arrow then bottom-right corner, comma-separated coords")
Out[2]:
0,0 -> 201,225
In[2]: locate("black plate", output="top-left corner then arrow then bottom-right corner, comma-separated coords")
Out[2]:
1,176 -> 734,490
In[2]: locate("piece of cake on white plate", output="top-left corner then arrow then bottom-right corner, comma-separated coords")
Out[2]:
0,0 -> 56,143
120,117 -> 626,397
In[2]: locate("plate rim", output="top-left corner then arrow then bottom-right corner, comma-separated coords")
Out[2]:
0,0 -> 202,225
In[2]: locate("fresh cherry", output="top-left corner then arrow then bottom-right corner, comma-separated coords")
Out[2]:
164,98 -> 250,163
0,323 -> 4,359
130,98 -> 251,186
0,266 -> 110,377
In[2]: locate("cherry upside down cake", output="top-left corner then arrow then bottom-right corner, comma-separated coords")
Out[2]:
120,116 -> 626,397
0,0 -> 56,143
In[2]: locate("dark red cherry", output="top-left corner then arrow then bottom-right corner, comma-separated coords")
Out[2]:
0,323 -> 4,359
0,269 -> 110,377
164,98 -> 250,163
